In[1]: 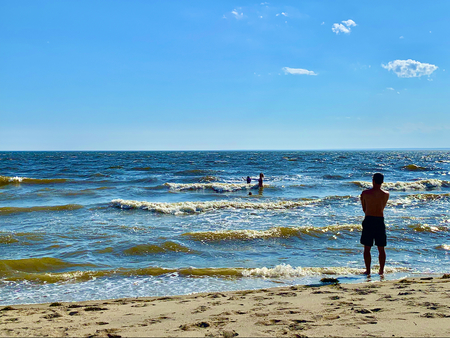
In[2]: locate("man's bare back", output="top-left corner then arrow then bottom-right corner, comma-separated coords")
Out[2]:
360,187 -> 389,217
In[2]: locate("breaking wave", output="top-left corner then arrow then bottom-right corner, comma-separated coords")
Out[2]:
241,264 -> 408,278
0,257 -> 95,274
351,179 -> 450,191
0,261 -> 409,284
403,164 -> 431,171
388,193 -> 450,206
0,204 -> 84,215
0,175 -> 68,186
111,198 -> 316,215
164,182 -> 258,192
182,224 -> 361,241
123,242 -> 195,255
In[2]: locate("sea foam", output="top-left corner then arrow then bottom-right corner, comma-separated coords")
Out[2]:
111,198 -> 316,215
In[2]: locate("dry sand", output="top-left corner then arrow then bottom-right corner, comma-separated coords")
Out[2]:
1,275 -> 450,337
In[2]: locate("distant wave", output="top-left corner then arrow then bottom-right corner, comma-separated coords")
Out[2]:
403,164 -> 431,171
122,241 -> 195,255
0,204 -> 83,215
408,224 -> 448,233
435,244 -> 450,251
0,257 -> 94,274
182,224 -> 361,241
0,261 -> 409,284
175,169 -> 214,176
0,232 -> 45,244
130,167 -> 152,171
351,179 -> 450,191
62,187 -> 113,196
0,175 -> 68,186
199,175 -> 219,182
164,182 -> 258,192
323,175 -> 346,180
388,193 -> 450,206
111,198 -> 316,215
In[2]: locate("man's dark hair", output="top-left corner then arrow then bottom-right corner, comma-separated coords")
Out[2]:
373,173 -> 384,185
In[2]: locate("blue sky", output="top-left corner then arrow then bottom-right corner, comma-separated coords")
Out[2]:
1,0 -> 449,150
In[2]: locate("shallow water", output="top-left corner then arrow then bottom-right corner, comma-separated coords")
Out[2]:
0,150 -> 449,305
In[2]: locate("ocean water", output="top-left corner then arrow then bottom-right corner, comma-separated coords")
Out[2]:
0,150 -> 449,305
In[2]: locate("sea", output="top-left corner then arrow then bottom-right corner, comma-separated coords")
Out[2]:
1,150 -> 449,305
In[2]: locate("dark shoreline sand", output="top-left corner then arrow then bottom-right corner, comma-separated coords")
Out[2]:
1,275 -> 450,337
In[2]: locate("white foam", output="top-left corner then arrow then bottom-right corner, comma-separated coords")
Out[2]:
353,179 -> 450,191
164,182 -> 257,192
111,198 -> 316,215
0,176 -> 25,183
436,244 -> 450,251
242,264 -> 408,277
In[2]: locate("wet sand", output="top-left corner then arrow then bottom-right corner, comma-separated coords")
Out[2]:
1,275 -> 450,337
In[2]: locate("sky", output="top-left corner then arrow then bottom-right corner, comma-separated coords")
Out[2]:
1,0 -> 449,151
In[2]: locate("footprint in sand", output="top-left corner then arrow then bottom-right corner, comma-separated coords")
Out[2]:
192,305 -> 209,314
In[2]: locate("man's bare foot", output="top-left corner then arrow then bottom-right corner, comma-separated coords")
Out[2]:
362,270 -> 371,276
378,270 -> 384,276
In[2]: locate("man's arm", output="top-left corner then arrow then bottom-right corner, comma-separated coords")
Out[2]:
360,192 -> 366,213
383,191 -> 389,209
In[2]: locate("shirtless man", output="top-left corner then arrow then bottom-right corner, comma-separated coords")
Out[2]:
360,173 -> 389,276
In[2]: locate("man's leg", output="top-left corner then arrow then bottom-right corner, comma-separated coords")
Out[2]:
377,246 -> 386,275
363,245 -> 371,275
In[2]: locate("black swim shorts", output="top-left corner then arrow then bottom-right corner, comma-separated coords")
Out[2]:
360,216 -> 387,247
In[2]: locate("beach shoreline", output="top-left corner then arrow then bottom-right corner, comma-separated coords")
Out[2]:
1,275 -> 450,337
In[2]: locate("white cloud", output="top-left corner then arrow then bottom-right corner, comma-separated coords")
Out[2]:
382,59 -> 438,78
342,19 -> 356,27
231,9 -> 244,19
332,23 -> 350,34
282,67 -> 317,76
386,87 -> 395,91
399,36 -> 404,39
281,12 -> 287,16
332,19 -> 357,34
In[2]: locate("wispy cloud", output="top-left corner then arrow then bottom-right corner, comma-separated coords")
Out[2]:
224,4 -> 305,23
282,67 -> 317,76
231,9 -> 244,20
332,19 -> 357,34
382,59 -> 438,78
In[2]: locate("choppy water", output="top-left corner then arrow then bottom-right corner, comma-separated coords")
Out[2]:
1,150 -> 449,305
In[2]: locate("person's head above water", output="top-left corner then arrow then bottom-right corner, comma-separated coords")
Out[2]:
373,173 -> 384,185
259,173 -> 264,178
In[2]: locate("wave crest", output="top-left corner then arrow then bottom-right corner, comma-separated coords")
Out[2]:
0,262 -> 409,284
111,199 -> 315,215
0,175 -> 68,186
164,182 -> 257,193
351,179 -> 450,191
123,242 -> 194,255
403,164 -> 432,171
183,224 -> 361,241
242,264 -> 408,278
0,204 -> 83,215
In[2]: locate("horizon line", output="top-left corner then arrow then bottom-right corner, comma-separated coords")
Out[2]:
1,148 -> 449,152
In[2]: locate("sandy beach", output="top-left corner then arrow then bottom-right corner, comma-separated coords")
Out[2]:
1,275 -> 450,337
